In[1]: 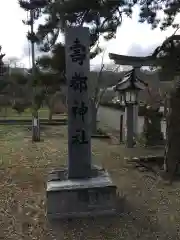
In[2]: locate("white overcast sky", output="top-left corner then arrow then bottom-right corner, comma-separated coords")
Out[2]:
0,0 -> 179,68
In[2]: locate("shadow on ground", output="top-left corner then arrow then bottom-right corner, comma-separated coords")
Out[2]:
49,196 -> 175,239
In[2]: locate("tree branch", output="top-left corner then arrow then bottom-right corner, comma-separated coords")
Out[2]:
93,50 -> 106,105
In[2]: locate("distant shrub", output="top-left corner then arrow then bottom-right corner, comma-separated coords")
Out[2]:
11,99 -> 31,114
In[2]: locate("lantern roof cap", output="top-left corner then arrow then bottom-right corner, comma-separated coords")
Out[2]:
114,68 -> 147,92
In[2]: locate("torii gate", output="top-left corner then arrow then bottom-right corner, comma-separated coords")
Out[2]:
109,53 -> 162,144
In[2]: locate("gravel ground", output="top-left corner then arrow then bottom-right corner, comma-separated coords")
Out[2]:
0,125 -> 179,239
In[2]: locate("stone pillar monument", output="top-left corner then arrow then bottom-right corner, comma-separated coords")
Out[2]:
66,27 -> 91,179
46,27 -> 117,220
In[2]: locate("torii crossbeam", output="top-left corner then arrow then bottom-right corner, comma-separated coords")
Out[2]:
109,53 -> 161,67
109,35 -> 180,67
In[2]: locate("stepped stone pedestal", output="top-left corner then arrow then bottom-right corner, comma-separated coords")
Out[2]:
47,166 -> 117,219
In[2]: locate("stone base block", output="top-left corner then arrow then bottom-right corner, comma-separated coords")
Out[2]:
46,166 -> 117,220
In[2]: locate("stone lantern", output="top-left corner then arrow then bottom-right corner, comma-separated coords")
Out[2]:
114,68 -> 146,147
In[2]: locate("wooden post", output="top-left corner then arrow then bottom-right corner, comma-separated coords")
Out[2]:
119,114 -> 123,143
133,104 -> 138,139
126,104 -> 134,148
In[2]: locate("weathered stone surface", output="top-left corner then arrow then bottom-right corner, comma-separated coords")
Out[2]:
47,166 -> 117,219
65,27 -> 91,179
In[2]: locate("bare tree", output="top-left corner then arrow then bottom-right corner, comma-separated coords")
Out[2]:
89,50 -> 118,133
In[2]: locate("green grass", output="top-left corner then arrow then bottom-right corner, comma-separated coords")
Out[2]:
0,125 -> 180,239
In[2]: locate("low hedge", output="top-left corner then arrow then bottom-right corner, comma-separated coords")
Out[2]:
100,103 -> 163,118
100,103 -> 125,111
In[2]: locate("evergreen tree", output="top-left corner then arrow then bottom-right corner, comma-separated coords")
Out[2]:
135,0 -> 180,182
36,42 -> 66,99
0,46 -> 10,92
19,0 -> 49,141
137,0 -> 180,30
19,0 -> 133,57
0,46 -> 6,76
36,42 -> 65,76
